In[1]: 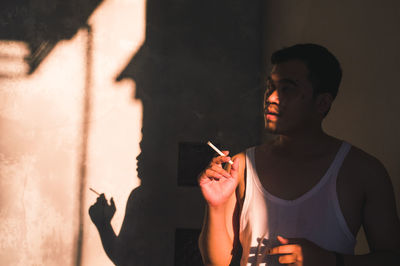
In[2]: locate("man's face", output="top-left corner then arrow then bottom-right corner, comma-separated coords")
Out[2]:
264,60 -> 318,135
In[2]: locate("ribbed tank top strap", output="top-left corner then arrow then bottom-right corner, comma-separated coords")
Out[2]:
329,141 -> 355,243
329,141 -> 352,179
240,146 -> 257,232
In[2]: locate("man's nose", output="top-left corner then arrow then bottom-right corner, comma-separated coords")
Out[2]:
267,88 -> 279,104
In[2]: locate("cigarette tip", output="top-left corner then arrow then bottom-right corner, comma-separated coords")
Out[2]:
89,187 -> 101,196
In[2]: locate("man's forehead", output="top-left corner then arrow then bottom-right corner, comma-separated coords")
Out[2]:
269,60 -> 310,84
267,75 -> 298,87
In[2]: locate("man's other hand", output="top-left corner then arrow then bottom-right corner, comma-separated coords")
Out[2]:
268,235 -> 336,266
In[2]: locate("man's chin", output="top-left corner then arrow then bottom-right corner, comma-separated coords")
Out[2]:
265,127 -> 279,135
265,121 -> 280,134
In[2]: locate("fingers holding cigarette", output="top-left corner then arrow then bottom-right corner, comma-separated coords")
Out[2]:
198,142 -> 240,207
90,188 -> 108,206
211,152 -> 233,166
207,141 -> 234,165
89,188 -> 115,208
206,163 -> 232,179
88,190 -> 116,226
201,141 -> 240,183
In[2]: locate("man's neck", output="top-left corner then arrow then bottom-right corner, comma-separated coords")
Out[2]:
271,126 -> 337,158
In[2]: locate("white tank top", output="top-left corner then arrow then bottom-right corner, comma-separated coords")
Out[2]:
239,142 -> 356,265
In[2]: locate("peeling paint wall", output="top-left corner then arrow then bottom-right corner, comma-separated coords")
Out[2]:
0,0 -> 145,265
1,0 -> 263,264
0,33 -> 86,265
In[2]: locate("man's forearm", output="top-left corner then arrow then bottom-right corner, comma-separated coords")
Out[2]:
95,222 -> 120,265
343,250 -> 400,266
199,205 -> 235,266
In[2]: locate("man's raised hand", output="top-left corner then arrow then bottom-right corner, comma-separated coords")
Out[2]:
89,193 -> 116,228
198,151 -> 239,208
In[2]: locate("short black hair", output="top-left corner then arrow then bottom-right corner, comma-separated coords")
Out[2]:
271,43 -> 342,100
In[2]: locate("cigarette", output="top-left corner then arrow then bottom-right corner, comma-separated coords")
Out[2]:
207,141 -> 234,165
89,187 -> 101,196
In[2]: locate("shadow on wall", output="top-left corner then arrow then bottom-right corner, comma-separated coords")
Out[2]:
0,0 -> 102,75
89,0 -> 263,265
1,0 -> 263,265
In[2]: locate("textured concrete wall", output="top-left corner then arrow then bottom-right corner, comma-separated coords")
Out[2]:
0,34 -> 86,265
0,0 -> 145,265
263,0 -> 400,254
0,0 -> 262,265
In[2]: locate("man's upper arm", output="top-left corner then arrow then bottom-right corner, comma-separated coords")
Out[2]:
225,152 -> 246,249
362,158 -> 400,253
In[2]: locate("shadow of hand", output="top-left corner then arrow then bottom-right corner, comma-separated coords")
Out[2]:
89,193 -> 116,228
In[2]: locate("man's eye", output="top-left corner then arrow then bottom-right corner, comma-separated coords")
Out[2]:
281,86 -> 295,93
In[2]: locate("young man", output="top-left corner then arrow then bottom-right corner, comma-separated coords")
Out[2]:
198,44 -> 400,265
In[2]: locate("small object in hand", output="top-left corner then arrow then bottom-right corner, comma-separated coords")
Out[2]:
207,141 -> 234,165
89,187 -> 101,196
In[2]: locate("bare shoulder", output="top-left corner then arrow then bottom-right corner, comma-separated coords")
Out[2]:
232,151 -> 247,201
345,144 -> 400,252
344,144 -> 392,193
231,150 -> 247,171
232,151 -> 246,160
346,145 -> 386,172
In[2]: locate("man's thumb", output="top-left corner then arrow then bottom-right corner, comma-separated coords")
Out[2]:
277,235 -> 289,244
110,197 -> 116,208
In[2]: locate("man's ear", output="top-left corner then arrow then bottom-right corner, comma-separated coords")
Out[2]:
315,93 -> 333,117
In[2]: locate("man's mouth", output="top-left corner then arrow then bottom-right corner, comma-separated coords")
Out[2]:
266,111 -> 279,116
266,113 -> 279,119
264,109 -> 280,121
264,108 -> 280,116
